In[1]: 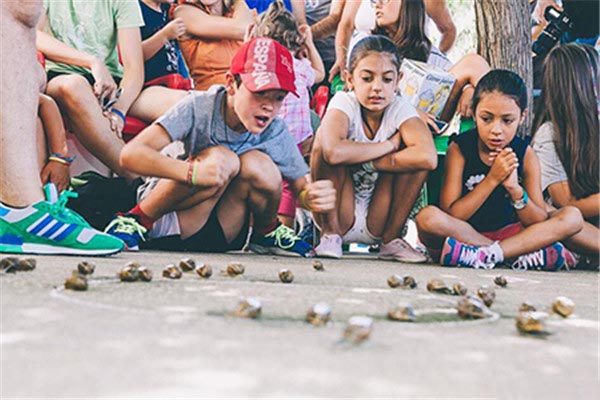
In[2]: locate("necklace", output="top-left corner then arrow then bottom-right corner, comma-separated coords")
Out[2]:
222,95 -> 252,153
360,107 -> 378,139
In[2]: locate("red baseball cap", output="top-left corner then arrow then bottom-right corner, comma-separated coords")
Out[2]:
230,37 -> 298,97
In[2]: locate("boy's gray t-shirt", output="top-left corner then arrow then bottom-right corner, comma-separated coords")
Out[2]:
156,85 -> 309,181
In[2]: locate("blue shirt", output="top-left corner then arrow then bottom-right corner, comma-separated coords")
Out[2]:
245,0 -> 292,13
139,1 -> 179,82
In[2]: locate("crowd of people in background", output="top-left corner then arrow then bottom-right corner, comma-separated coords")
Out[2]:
1,0 -> 598,271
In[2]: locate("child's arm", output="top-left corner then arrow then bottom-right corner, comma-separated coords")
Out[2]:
39,94 -> 70,192
547,183 -> 599,219
310,0 -> 345,40
507,147 -> 550,225
142,18 -> 185,61
174,0 -> 251,41
318,109 -> 399,166
298,25 -> 325,84
371,117 -> 437,172
439,143 -> 501,220
290,175 -> 336,213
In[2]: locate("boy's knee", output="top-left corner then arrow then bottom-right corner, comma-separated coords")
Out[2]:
51,75 -> 92,108
415,205 -> 443,232
554,206 -> 584,235
191,146 -> 240,188
239,150 -> 282,193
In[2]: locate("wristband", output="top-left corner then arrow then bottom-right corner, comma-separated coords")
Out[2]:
50,153 -> 76,163
511,190 -> 529,210
298,188 -> 310,210
361,160 -> 376,173
110,108 -> 126,126
191,161 -> 199,186
186,161 -> 194,185
48,156 -> 71,166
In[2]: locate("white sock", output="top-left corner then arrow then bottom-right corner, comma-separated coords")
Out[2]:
487,241 -> 505,263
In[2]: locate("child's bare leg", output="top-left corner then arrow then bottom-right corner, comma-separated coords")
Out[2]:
310,140 -> 355,235
45,75 -> 136,180
498,206 -> 583,258
128,86 -> 188,122
36,117 -> 47,174
137,146 -> 239,224
561,220 -> 599,257
215,150 -> 282,242
367,170 -> 428,243
415,205 -> 494,248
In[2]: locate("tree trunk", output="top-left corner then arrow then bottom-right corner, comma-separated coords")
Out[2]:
475,0 -> 533,137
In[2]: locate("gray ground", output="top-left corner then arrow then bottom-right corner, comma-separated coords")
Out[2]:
1,251 -> 599,399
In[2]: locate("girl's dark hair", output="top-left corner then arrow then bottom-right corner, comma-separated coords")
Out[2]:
347,35 -> 402,74
533,43 -> 599,199
252,0 -> 302,52
471,69 -> 527,112
372,0 -> 431,62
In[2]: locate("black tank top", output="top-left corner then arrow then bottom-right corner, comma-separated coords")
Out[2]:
450,129 -> 527,232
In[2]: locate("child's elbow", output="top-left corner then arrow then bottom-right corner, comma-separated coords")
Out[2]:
420,152 -> 438,171
323,148 -> 343,166
119,144 -> 136,170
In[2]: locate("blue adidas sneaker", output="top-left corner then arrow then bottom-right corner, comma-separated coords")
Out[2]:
248,224 -> 314,257
104,214 -> 147,251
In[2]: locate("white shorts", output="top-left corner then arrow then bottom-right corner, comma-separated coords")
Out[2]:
341,196 -> 381,245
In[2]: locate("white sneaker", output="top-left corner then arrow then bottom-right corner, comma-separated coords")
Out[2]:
378,238 -> 427,263
315,234 -> 343,259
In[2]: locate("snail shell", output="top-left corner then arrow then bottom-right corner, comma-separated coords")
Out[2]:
457,295 -> 489,319
178,257 -> 196,272
162,264 -> 182,279
312,260 -> 324,271
552,296 -> 574,318
343,316 -> 373,344
195,264 -> 213,279
137,266 -> 153,282
452,282 -> 468,296
64,273 -> 88,291
118,266 -> 139,282
77,260 -> 95,275
519,302 -> 537,312
387,274 -> 402,288
494,275 -> 508,287
387,304 -> 415,322
226,262 -> 245,277
278,269 -> 294,283
476,285 -> 496,307
427,279 -> 452,294
402,275 -> 417,289
233,297 -> 261,318
305,302 -> 331,326
516,311 -> 548,334
0,257 -> 20,273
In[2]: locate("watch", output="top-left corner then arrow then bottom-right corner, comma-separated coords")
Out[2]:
511,190 -> 529,210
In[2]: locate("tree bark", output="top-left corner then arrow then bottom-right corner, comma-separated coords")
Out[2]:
475,0 -> 533,137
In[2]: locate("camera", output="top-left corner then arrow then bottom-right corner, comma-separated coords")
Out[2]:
532,6 -> 574,57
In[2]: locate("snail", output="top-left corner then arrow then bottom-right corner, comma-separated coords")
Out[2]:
64,271 -> 88,291
519,302 -> 537,312
278,269 -> 294,283
343,316 -> 373,344
195,264 -> 213,279
312,260 -> 324,271
387,304 -> 415,322
452,282 -> 468,296
305,302 -> 331,326
233,297 -> 261,318
118,265 -> 139,282
77,261 -> 95,275
427,279 -> 452,294
137,266 -> 153,282
226,262 -> 245,277
494,275 -> 508,288
457,295 -> 489,319
552,296 -> 575,318
387,274 -> 402,288
0,257 -> 19,272
178,258 -> 196,272
402,275 -> 417,289
516,311 -> 548,334
476,285 -> 496,307
162,264 -> 183,279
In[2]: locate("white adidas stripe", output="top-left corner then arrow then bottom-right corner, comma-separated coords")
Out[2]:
26,213 -> 50,233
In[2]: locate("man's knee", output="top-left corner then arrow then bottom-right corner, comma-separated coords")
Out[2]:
238,150 -> 282,193
48,75 -> 94,110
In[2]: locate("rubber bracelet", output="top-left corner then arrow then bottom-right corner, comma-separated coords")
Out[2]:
298,189 -> 310,210
50,153 -> 76,163
361,160 -> 376,173
186,161 -> 194,185
191,161 -> 199,186
110,108 -> 126,126
48,156 -> 71,166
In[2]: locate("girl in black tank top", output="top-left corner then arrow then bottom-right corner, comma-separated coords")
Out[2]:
415,70 -> 582,271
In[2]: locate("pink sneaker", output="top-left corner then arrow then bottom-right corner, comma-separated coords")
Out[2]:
378,238 -> 427,263
511,242 -> 578,271
440,237 -> 496,269
315,234 -> 343,259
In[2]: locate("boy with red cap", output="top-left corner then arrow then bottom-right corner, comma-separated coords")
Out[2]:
104,37 -> 335,256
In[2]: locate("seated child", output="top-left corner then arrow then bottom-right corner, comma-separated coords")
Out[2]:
104,37 -> 336,255
251,0 -> 325,228
311,35 -> 437,262
415,70 -> 584,271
